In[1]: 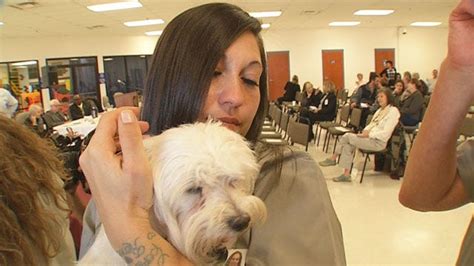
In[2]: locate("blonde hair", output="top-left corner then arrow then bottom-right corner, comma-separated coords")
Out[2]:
323,80 -> 336,94
0,116 -> 69,264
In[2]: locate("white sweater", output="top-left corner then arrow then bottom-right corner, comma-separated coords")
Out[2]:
364,105 -> 400,143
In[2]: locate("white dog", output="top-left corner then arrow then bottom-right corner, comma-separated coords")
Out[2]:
80,121 -> 267,265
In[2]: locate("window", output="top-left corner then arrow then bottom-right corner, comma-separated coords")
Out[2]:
0,60 -> 41,110
46,57 -> 100,99
103,55 -> 151,105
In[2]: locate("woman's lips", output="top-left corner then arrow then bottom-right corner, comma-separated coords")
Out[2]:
217,117 -> 241,132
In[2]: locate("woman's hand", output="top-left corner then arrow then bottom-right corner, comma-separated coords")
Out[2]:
357,130 -> 369,138
79,107 -> 192,265
447,0 -> 474,70
79,107 -> 152,244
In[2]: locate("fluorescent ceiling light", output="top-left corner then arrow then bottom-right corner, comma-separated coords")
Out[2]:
104,58 -> 114,61
249,11 -> 282,18
410,22 -> 442,27
329,21 -> 360,26
11,61 -> 37,66
124,19 -> 164,27
145,30 -> 163,36
87,1 -> 142,12
354,9 -> 394,16
261,23 -> 271,29
0,22 -> 4,26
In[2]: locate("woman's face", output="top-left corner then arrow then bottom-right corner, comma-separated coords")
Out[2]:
394,82 -> 404,94
229,253 -> 241,265
305,84 -> 314,94
407,82 -> 416,92
377,92 -> 388,107
201,32 -> 262,137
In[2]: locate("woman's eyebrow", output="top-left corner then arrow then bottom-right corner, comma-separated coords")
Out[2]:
245,60 -> 263,70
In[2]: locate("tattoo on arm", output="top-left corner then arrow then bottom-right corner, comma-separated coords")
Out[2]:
116,232 -> 169,266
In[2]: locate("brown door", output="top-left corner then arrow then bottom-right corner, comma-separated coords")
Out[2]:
267,51 -> 290,101
322,49 -> 344,91
375,48 -> 395,74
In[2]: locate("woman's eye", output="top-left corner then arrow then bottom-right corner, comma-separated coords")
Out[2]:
213,71 -> 222,77
187,187 -> 203,194
242,78 -> 259,87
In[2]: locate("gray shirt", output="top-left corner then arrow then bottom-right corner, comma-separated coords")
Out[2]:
457,140 -> 474,265
80,147 -> 346,265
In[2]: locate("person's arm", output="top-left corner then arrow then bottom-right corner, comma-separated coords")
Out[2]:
79,108 -> 192,265
6,92 -> 18,116
399,0 -> 474,212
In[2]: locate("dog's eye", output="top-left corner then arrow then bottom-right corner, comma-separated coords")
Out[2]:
186,187 -> 203,194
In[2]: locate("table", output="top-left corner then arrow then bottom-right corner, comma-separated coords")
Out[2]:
53,116 -> 100,136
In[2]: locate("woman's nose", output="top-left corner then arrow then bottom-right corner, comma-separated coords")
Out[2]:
218,76 -> 245,109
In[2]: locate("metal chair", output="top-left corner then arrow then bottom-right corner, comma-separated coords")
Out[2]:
317,105 -> 350,147
324,108 -> 362,153
287,117 -> 310,151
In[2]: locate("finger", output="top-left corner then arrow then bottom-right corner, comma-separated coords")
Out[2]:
117,110 -> 150,177
89,107 -> 141,153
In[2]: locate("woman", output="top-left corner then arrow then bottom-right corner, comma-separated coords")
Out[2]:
400,79 -> 424,126
277,75 -> 300,104
79,3 -> 346,265
393,80 -> 405,108
402,71 -> 412,88
300,81 -> 322,108
301,80 -> 337,141
225,251 -> 242,266
0,116 -> 76,264
319,88 -> 400,182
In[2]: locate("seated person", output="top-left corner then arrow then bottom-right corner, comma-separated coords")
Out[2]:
392,80 -> 405,108
43,99 -> 69,128
0,115 -> 76,264
400,79 -> 424,126
300,80 -> 337,141
300,81 -> 322,108
350,72 -> 379,109
23,104 -> 47,137
351,72 -> 380,129
69,95 -> 84,121
319,88 -> 400,182
277,75 -> 300,104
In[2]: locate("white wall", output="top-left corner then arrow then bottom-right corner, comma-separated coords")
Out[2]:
0,26 -> 448,94
262,27 -> 448,93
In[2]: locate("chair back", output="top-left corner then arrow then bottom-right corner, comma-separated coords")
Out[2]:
280,111 -> 290,133
295,91 -> 303,103
366,114 -> 374,125
287,118 -> 310,151
349,108 -> 363,128
114,91 -> 138,108
460,117 -> 474,138
339,105 -> 351,124
15,112 -> 30,125
274,106 -> 282,128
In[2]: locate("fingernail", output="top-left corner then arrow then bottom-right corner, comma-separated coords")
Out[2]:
121,110 -> 135,124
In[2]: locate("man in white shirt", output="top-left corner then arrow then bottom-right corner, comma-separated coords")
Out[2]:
0,87 -> 18,118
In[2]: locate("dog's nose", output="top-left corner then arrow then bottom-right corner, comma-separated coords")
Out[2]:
227,215 -> 250,232
214,248 -> 228,262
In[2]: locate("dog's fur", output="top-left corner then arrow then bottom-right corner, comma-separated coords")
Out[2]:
80,122 -> 267,265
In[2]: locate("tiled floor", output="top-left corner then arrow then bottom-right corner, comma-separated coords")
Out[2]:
300,133 -> 473,266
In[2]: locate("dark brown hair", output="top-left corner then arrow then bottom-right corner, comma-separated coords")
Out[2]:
377,87 -> 395,106
141,3 -> 267,142
0,116 -> 69,264
408,78 -> 422,91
